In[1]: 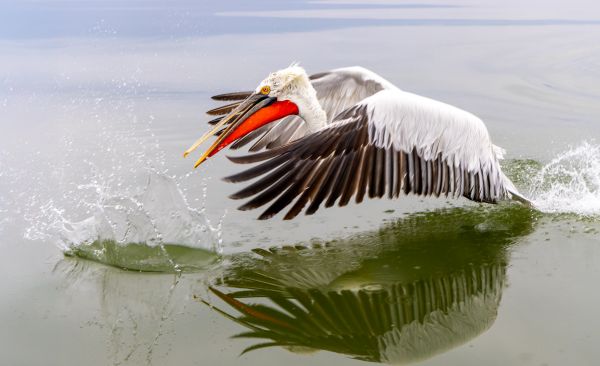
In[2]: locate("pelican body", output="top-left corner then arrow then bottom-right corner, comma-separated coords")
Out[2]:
184,65 -> 529,220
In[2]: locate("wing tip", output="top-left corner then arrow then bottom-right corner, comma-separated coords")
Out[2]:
228,192 -> 243,200
211,91 -> 253,101
258,212 -> 275,220
237,203 -> 254,211
222,175 -> 236,183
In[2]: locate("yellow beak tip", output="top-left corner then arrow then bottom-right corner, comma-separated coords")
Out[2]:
194,157 -> 207,169
183,152 -> 189,158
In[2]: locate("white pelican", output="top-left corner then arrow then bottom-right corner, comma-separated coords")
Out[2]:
184,64 -> 531,219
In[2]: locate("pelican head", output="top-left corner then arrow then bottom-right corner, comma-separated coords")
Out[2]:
184,64 -> 324,168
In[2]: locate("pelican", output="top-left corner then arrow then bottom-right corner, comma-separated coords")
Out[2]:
184,64 -> 531,220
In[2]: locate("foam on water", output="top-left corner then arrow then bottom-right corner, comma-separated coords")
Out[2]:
527,141 -> 600,216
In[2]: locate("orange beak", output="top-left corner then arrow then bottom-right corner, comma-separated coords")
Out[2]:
184,94 -> 299,168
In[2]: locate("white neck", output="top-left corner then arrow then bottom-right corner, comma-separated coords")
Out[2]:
280,76 -> 327,133
294,93 -> 328,133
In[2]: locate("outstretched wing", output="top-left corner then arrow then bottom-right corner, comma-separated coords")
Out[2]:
223,89 -> 515,220
309,66 -> 396,123
203,66 -> 396,151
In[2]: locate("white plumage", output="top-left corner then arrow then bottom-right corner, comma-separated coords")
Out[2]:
195,65 -> 529,219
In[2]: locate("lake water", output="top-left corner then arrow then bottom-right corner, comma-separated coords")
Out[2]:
2,1 -> 600,365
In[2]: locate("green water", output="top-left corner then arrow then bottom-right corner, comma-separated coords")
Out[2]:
3,0 -> 600,365
65,240 -> 219,273
53,205 -> 548,365
205,206 -> 535,363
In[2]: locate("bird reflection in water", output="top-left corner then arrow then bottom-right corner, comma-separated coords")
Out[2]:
201,205 -> 536,364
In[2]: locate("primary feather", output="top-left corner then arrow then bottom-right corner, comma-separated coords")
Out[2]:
203,65 -> 528,219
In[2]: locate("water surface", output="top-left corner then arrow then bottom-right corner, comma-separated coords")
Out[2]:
1,1 -> 600,365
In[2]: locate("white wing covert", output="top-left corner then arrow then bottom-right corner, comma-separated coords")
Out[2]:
309,66 -> 396,122
223,89 -> 517,220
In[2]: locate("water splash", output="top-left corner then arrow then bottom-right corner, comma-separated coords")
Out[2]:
523,142 -> 600,216
23,170 -> 220,271
5,73 -> 224,271
25,172 -> 217,248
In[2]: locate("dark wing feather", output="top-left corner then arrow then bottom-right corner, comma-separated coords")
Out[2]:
203,67 -> 390,151
206,91 -> 307,151
206,101 -> 242,116
211,91 -> 253,101
223,98 -> 509,219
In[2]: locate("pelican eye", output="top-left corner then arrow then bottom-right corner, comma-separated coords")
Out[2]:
260,86 -> 271,95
